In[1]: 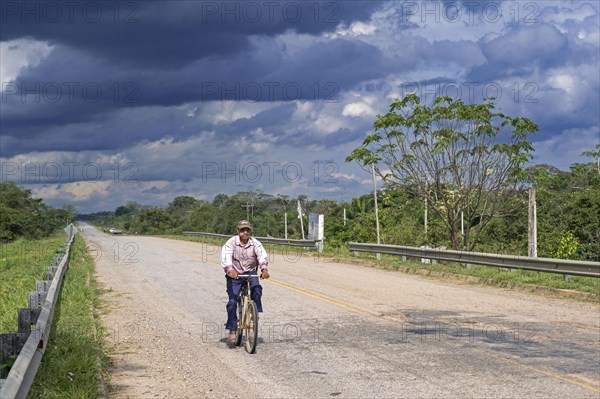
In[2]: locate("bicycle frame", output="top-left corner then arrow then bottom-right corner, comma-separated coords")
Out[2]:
235,274 -> 259,353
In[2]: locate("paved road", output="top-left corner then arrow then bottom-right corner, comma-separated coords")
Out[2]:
81,224 -> 600,398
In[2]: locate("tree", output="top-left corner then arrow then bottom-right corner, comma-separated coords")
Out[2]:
581,143 -> 600,175
189,201 -> 217,232
166,196 -> 200,230
62,203 -> 78,224
137,208 -> 171,233
0,182 -> 67,241
347,94 -> 538,250
115,201 -> 142,217
168,196 -> 198,211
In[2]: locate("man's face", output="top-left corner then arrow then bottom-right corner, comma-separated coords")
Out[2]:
238,227 -> 251,237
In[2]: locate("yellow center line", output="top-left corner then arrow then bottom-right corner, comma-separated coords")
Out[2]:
566,374 -> 600,387
267,278 -> 381,317
512,360 -> 600,393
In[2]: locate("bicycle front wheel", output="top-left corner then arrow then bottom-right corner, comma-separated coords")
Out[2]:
244,301 -> 258,354
235,297 -> 243,346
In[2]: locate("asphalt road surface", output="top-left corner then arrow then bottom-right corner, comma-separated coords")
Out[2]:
80,223 -> 600,399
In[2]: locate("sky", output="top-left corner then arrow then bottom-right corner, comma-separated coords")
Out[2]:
1,0 -> 599,214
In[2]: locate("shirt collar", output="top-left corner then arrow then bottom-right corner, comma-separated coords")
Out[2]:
235,236 -> 254,247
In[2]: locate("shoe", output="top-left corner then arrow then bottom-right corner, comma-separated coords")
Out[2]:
228,330 -> 237,344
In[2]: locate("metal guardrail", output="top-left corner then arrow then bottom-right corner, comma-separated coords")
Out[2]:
0,224 -> 77,399
182,231 -> 319,249
348,242 -> 600,278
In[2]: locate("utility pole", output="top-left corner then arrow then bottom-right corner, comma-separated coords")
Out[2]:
424,178 -> 429,236
284,212 -> 288,239
241,203 -> 253,221
371,164 -> 381,260
528,187 -> 537,257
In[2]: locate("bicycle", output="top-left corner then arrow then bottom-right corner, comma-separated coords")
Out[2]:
233,274 -> 259,353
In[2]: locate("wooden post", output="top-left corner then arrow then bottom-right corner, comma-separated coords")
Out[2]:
372,164 -> 381,260
528,187 -> 537,258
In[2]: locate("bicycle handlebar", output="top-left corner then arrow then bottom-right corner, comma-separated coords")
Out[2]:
237,274 -> 259,278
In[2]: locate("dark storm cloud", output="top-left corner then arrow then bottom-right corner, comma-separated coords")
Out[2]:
1,1 -> 384,151
468,24 -> 568,81
1,34 -> 383,149
226,103 -> 296,136
1,0 -> 381,68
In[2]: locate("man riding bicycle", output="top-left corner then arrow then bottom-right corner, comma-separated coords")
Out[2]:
221,220 -> 270,344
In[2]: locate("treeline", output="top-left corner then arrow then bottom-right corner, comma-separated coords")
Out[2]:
0,182 -> 75,242
84,162 -> 599,261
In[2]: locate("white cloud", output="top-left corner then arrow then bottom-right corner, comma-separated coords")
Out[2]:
199,101 -> 279,124
289,101 -> 348,135
0,39 -> 53,88
342,102 -> 375,117
548,72 -> 576,94
540,2 -> 597,26
248,128 -> 276,153
331,21 -> 377,38
32,180 -> 112,201
540,63 -> 599,114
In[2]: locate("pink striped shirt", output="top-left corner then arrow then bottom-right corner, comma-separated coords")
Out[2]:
221,236 -> 268,274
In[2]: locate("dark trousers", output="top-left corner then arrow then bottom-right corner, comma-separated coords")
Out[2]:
225,273 -> 263,331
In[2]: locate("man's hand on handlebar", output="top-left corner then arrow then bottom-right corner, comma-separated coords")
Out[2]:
227,270 -> 238,279
260,269 -> 270,279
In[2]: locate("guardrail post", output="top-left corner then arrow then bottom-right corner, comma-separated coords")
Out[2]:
36,280 -> 52,293
47,266 -> 58,279
0,334 -> 30,379
316,240 -> 323,253
28,291 -> 47,310
420,246 -> 431,264
431,247 -> 446,265
17,309 -> 41,334
564,274 -> 572,281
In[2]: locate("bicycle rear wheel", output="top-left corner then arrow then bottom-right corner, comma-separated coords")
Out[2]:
234,297 -> 243,346
244,301 -> 258,354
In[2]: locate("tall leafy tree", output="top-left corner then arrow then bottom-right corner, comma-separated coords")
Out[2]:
347,94 -> 538,250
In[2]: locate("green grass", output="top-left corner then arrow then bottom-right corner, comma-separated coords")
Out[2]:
162,234 -> 599,299
27,235 -> 109,398
0,234 -> 109,397
0,235 -> 65,333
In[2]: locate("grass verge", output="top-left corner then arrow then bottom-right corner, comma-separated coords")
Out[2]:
27,234 -> 109,398
0,235 -> 65,334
